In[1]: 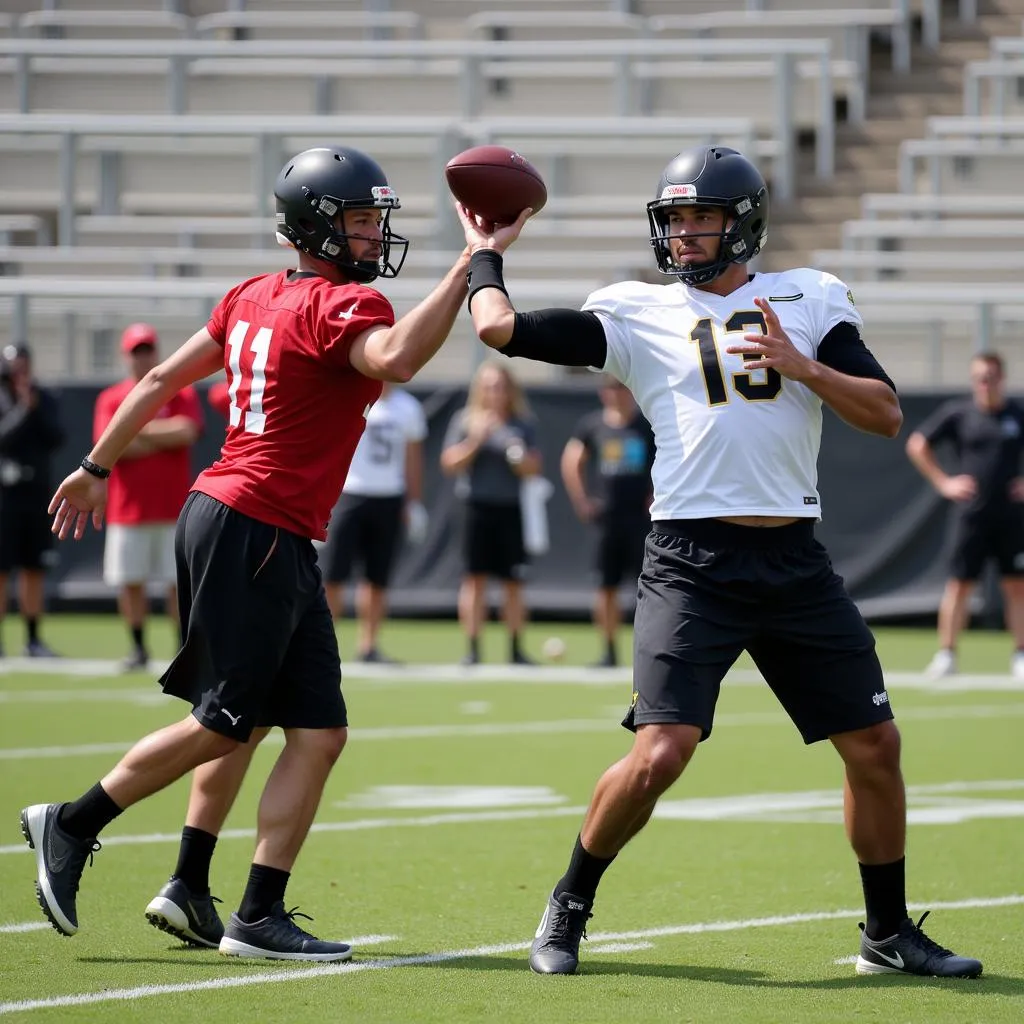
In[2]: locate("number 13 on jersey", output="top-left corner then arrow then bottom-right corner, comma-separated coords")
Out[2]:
690,310 -> 782,407
225,320 -> 274,435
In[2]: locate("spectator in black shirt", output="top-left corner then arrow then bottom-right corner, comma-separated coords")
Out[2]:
562,375 -> 655,667
0,344 -> 65,657
906,351 -> 1024,679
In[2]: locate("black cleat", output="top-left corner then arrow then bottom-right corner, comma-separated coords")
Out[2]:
511,651 -> 538,667
459,650 -> 480,667
24,641 -> 60,658
219,902 -> 352,962
856,912 -> 983,978
146,876 -> 224,949
20,803 -> 100,936
357,648 -> 403,666
120,647 -> 149,673
529,890 -> 593,975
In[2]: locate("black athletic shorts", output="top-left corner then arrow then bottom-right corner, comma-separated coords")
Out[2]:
0,486 -> 54,572
464,499 -> 527,580
159,491 -> 347,742
595,515 -> 649,589
321,493 -> 404,587
949,509 -> 1024,580
626,518 -> 892,745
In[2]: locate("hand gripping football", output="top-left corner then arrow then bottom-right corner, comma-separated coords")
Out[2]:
445,145 -> 547,225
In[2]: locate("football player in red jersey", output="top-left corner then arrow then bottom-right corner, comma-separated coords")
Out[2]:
22,146 -> 495,961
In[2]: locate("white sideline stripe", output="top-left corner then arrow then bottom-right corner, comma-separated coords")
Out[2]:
2,657 -> 1024,691
5,777 -> 1023,857
5,701 -> 1024,761
833,954 -> 859,965
0,895 -> 1018,1015
587,941 -> 654,953
0,922 -> 48,934
0,806 -> 592,856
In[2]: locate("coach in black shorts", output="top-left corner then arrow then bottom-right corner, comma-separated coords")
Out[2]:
562,375 -> 654,667
0,344 -> 64,657
907,351 -> 1024,679
457,144 -> 981,979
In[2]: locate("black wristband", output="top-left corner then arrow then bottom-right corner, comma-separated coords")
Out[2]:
80,456 -> 111,480
467,248 -> 509,310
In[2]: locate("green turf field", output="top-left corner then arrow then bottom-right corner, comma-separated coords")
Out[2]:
1,616 -> 1022,1022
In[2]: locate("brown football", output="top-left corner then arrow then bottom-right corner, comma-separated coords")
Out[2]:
445,145 -> 547,224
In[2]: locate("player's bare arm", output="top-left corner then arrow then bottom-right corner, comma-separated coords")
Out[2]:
456,203 -> 533,348
49,328 -> 222,540
561,439 -> 597,521
905,432 -> 977,501
137,415 -> 202,450
348,250 -> 473,382
725,297 -> 902,439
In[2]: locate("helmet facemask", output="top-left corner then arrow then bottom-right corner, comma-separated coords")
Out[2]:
647,191 -> 767,287
277,185 -> 410,284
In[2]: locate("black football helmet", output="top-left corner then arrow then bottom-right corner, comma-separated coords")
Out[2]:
647,146 -> 769,286
274,146 -> 409,283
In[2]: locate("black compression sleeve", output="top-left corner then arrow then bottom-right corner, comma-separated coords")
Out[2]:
498,309 -> 608,368
816,322 -> 897,393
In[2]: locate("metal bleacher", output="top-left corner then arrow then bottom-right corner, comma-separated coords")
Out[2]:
0,0 -> 1019,388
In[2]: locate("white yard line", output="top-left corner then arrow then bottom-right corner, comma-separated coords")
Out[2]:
0,806 -> 592,856
2,658 -> 1023,691
4,702 -> 1024,762
3,778 -> 1023,856
0,895 -> 1018,1015
0,921 -> 48,934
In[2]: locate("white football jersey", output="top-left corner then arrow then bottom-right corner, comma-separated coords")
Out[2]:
343,387 -> 427,497
585,268 -> 862,520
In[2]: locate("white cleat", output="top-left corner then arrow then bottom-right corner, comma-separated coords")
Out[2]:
1011,652 -> 1024,681
924,649 -> 956,680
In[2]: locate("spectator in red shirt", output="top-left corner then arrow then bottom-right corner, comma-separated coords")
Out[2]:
206,377 -> 230,422
24,145 -> 488,962
94,324 -> 203,671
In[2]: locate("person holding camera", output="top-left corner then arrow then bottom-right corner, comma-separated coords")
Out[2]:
0,343 -> 65,657
441,361 -> 541,666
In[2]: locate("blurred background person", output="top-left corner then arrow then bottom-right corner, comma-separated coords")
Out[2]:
561,375 -> 655,668
441,362 -> 542,666
0,343 -> 64,657
906,351 -> 1024,679
320,383 -> 429,664
94,324 -> 204,671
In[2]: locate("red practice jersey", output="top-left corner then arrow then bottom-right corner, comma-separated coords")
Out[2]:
193,270 -> 393,540
94,381 -> 204,525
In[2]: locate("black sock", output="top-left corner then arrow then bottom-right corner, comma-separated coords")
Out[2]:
130,625 -> 145,652
555,834 -> 616,905
604,638 -> 617,664
510,632 -> 522,660
26,617 -> 39,645
58,783 -> 123,840
173,826 -> 218,893
237,864 -> 291,923
468,635 -> 479,659
859,858 -> 908,940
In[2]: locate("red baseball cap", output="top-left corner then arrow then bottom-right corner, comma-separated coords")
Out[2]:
121,322 -> 159,354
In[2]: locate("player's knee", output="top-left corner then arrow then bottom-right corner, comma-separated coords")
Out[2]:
844,720 -> 902,774
305,726 -> 348,766
634,728 -> 699,795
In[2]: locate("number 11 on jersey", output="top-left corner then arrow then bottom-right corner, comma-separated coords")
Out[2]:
225,320 -> 273,435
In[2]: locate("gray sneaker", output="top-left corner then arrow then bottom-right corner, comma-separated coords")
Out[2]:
146,876 -> 224,948
20,803 -> 101,936
529,890 -> 592,975
219,902 -> 352,962
856,912 -> 983,977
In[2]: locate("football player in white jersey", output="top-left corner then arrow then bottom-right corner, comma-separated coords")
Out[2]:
320,383 -> 428,663
455,146 -> 982,979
